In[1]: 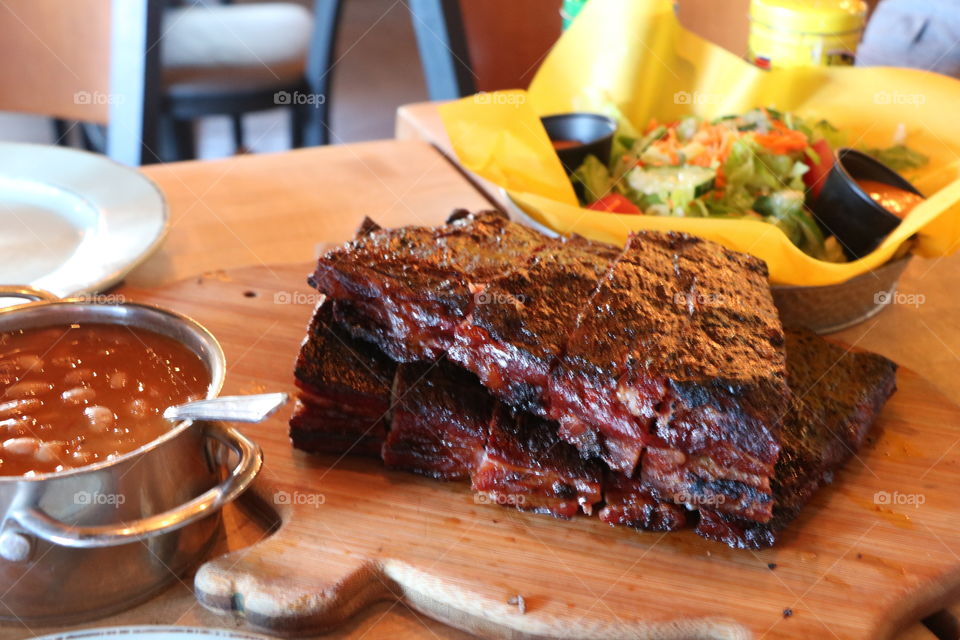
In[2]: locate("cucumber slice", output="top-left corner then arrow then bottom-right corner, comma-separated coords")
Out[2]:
627,165 -> 716,199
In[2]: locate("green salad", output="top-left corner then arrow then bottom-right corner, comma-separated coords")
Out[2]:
571,107 -> 928,263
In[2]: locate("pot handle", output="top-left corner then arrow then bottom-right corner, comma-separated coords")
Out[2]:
0,286 -> 59,303
11,423 -> 262,549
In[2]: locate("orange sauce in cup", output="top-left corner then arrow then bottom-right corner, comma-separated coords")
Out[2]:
551,139 -> 583,151
0,323 -> 209,476
857,179 -> 924,219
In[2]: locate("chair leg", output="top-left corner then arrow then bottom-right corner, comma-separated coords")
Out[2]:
290,105 -> 304,148
158,116 -> 197,162
295,101 -> 330,147
52,119 -> 72,146
173,119 -> 196,160
80,123 -> 107,154
231,114 -> 245,153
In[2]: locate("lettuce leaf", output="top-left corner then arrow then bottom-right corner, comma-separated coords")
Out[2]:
753,189 -> 832,259
572,154 -> 615,204
859,144 -> 929,172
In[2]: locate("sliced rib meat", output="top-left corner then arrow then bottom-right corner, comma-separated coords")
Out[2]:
449,235 -> 620,416
695,329 -> 897,548
382,360 -> 494,480
599,471 -> 688,532
309,210 -> 549,362
290,301 -> 396,456
550,231 -> 789,523
472,404 -> 603,519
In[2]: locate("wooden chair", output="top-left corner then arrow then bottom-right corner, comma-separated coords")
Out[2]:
0,0 -> 163,165
158,0 -> 344,159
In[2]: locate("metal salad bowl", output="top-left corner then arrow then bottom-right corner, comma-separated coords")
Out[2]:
0,287 -> 264,623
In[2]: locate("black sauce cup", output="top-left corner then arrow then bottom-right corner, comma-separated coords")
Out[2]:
811,148 -> 923,260
540,113 -> 617,175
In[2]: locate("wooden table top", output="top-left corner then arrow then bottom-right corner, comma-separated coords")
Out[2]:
4,128 -> 954,640
126,139 -> 495,290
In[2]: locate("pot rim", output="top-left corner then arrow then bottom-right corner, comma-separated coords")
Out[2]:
0,297 -> 226,483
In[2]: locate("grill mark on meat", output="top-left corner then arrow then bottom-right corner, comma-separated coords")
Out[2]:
448,235 -> 621,416
695,329 -> 897,548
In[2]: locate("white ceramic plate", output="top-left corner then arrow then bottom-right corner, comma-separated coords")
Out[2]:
31,626 -> 273,640
0,143 -> 167,299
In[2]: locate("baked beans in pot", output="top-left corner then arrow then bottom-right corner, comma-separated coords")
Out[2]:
0,287 -> 261,623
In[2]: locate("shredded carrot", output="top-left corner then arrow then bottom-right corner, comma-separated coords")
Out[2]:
753,130 -> 807,154
753,119 -> 808,154
638,113 -> 807,174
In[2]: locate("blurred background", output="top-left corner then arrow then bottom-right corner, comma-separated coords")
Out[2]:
0,0 -> 897,165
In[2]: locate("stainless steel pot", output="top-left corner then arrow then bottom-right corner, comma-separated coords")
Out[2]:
0,288 -> 262,623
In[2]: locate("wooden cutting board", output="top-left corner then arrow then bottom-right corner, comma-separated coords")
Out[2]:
125,264 -> 960,640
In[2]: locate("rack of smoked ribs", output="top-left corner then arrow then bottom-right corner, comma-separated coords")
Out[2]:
289,210 -> 897,549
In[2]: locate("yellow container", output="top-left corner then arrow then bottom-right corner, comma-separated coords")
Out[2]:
748,0 -> 867,69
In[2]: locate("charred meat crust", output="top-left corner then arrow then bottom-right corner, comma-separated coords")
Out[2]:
290,302 -> 396,457
551,232 -> 788,522
356,216 -> 383,237
449,236 -> 621,416
552,231 -> 787,456
294,302 -> 397,402
309,211 -> 550,362
289,401 -> 387,457
599,471 -> 688,532
641,445 -> 775,522
548,232 -> 790,521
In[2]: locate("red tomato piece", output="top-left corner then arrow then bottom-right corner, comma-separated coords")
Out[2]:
586,194 -> 642,214
804,139 -> 834,201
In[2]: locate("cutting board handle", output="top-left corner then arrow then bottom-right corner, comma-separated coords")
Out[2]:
196,505 -> 397,633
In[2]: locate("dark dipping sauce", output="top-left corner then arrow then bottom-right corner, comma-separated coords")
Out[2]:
0,323 -> 210,476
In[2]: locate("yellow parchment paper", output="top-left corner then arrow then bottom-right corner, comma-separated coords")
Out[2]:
439,0 -> 960,285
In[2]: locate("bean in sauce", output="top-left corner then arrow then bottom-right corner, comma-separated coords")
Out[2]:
0,323 -> 210,476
